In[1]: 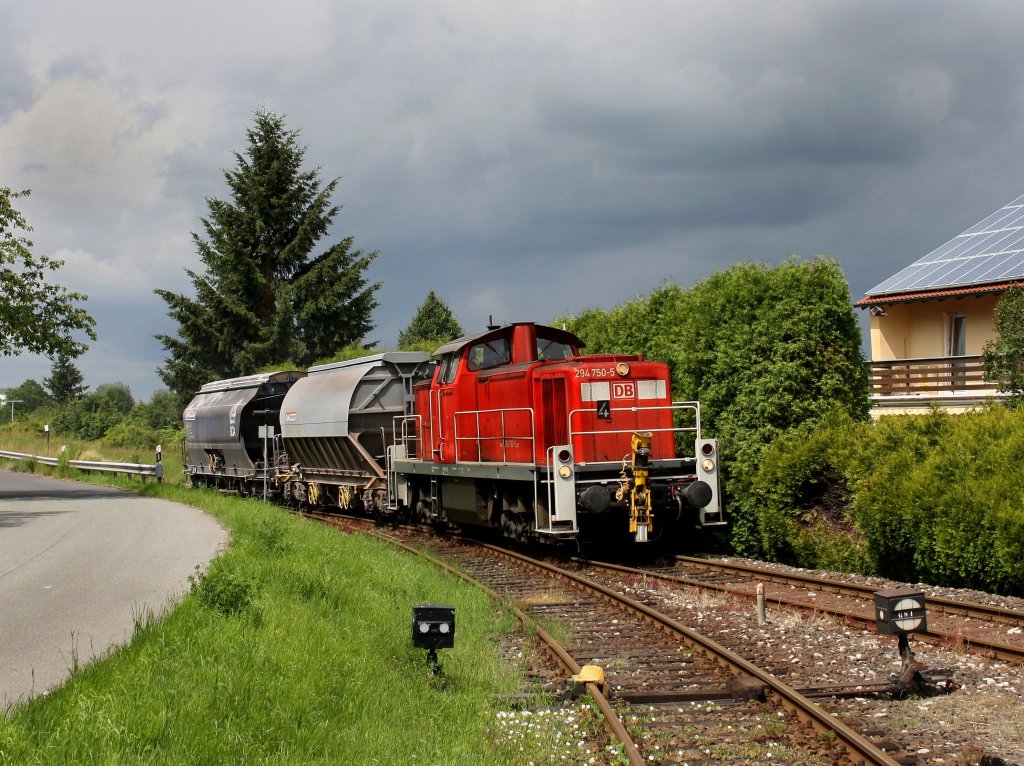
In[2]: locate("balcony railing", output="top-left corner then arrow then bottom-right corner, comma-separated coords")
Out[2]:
867,355 -> 994,397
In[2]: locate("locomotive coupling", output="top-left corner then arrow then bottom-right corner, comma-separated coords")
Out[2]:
619,432 -> 653,543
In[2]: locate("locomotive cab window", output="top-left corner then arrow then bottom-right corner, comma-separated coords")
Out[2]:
466,338 -> 510,371
440,353 -> 458,384
537,336 -> 574,361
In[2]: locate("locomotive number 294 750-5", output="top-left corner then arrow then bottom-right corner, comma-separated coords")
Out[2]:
573,366 -> 618,379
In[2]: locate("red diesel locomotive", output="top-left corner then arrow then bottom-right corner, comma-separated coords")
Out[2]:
183,322 -> 723,545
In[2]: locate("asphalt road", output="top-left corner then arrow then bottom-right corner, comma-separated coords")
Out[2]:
0,469 -> 227,707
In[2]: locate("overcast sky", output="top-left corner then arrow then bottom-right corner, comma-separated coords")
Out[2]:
1,1 -> 1022,400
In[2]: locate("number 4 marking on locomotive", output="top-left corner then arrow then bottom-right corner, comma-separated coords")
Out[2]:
597,400 -> 611,420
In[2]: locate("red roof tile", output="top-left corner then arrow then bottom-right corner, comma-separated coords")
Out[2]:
856,280 -> 1024,306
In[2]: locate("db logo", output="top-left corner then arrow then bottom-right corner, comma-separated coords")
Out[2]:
612,382 -> 636,399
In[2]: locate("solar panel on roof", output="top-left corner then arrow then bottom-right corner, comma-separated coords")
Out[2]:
866,195 -> 1024,296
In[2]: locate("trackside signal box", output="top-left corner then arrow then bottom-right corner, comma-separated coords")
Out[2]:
412,604 -> 455,651
874,588 -> 927,635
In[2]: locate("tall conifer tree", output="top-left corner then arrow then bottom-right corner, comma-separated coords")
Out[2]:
156,110 -> 379,397
45,351 -> 87,403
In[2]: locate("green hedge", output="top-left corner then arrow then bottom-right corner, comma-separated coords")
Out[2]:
557,258 -> 870,557
739,406 -> 1024,595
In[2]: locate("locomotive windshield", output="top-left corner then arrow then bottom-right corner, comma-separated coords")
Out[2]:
537,336 -> 574,361
466,338 -> 511,371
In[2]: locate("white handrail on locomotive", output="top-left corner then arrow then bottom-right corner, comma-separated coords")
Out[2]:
452,406 -> 536,464
566,400 -> 702,468
386,414 -> 421,513
387,403 -> 710,534
454,406 -> 547,532
388,408 -> 545,524
394,413 -> 424,459
432,387 -> 443,441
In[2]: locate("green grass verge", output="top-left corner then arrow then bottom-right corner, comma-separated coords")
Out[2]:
0,475 -> 569,765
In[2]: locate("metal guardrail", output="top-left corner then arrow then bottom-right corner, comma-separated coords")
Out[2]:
0,450 -> 163,480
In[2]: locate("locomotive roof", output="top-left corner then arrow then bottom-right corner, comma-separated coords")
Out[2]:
431,322 -> 584,357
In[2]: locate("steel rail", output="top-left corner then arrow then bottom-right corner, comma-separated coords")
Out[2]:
580,557 -> 1024,664
484,544 -> 899,766
342,524 -> 645,766
676,554 -> 1024,626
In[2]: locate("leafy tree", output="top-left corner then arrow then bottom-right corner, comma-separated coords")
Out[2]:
398,290 -> 463,348
156,110 -> 380,399
132,388 -> 186,430
92,382 -> 135,415
0,188 -> 96,358
983,286 -> 1024,403
52,382 -> 135,441
45,351 -> 87,403
4,378 -> 52,415
672,258 -> 868,464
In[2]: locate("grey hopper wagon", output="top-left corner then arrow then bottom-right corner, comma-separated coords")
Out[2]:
183,370 -> 306,488
279,352 -> 434,506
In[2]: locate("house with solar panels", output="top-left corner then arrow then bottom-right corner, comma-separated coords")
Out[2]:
857,195 -> 1024,415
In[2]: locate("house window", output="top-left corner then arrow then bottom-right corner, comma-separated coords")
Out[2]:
947,314 -> 966,357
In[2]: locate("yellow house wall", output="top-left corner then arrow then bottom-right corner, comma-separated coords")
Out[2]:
868,293 -> 999,362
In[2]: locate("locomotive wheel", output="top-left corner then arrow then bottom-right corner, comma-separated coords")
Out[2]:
416,499 -> 432,523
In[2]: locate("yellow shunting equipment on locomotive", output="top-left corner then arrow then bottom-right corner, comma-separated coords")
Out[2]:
616,432 -> 653,543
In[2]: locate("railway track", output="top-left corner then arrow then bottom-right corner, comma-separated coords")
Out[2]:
575,555 -> 1024,665
286,514 -> 1024,761
327,519 -> 903,765
298,514 -> 1023,763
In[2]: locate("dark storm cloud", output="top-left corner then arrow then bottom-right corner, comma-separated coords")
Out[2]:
3,0 -> 1024,398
